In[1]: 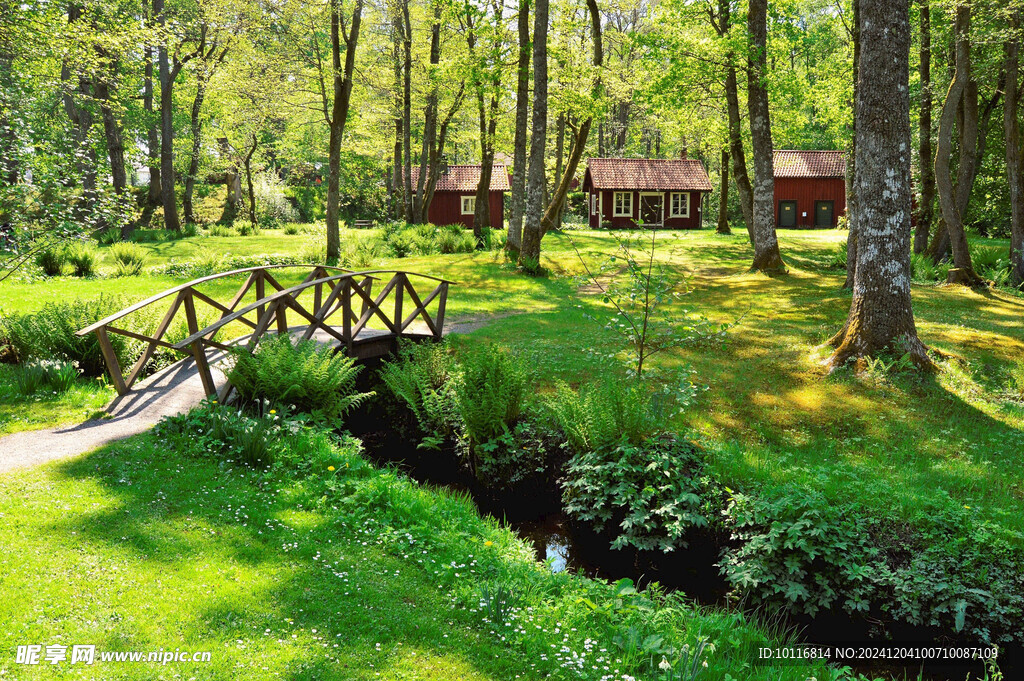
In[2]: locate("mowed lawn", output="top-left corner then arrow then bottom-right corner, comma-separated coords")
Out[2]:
2,227 -> 1023,534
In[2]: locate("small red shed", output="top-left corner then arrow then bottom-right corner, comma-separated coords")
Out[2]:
582,158 -> 712,229
773,150 -> 846,228
412,164 -> 510,229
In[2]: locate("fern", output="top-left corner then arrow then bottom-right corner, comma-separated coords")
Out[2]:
228,334 -> 373,419
379,341 -> 460,448
457,344 -> 527,448
548,380 -> 659,454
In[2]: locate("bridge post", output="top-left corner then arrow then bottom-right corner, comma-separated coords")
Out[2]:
95,326 -> 128,395
393,273 -> 405,333
434,282 -> 448,341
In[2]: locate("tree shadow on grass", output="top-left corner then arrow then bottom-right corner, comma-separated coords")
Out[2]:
34,446 -> 545,680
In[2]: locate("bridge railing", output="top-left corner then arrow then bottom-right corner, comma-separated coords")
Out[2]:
76,265 -> 452,397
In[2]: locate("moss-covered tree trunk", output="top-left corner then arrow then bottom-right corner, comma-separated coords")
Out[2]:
717,148 -> 731,234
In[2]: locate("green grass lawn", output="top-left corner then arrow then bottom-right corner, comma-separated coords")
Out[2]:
0,427 -> 834,680
0,365 -> 112,436
2,227 -> 1022,534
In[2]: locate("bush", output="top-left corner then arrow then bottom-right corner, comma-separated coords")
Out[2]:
66,244 -> 97,277
563,435 -> 721,552
237,222 -> 261,237
227,334 -> 373,420
2,295 -> 135,377
253,172 -> 300,225
209,225 -> 236,237
457,344 -> 527,451
156,400 -> 284,468
96,228 -> 121,245
283,223 -> 301,235
911,252 -> 950,283
828,240 -> 847,270
1009,359 -> 1024,399
13,359 -> 79,395
475,416 -> 562,492
379,341 -> 460,449
35,247 -> 65,276
437,228 -> 476,254
547,380 -> 660,454
720,487 -> 1024,645
109,241 -> 147,276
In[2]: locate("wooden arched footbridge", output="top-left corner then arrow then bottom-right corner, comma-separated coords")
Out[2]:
76,265 -> 452,398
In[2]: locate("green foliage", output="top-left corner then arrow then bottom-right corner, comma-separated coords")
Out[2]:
475,416 -> 561,491
1009,359 -> 1024,399
12,359 -> 80,395
286,185 -> 327,222
828,240 -> 847,270
108,241 -> 148,276
1,295 -> 133,376
379,341 -> 460,449
227,334 -> 373,419
283,223 -> 300,235
720,487 -> 1024,644
457,344 -> 527,449
35,247 -> 65,276
208,224 -> 237,237
562,435 -> 721,552
95,228 -> 121,246
237,222 -> 261,237
66,243 -> 97,277
156,399 -> 287,468
548,379 -> 660,454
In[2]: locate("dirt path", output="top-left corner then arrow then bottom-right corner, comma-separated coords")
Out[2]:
0,317 -> 512,475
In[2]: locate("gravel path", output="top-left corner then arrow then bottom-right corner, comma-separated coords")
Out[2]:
0,315 -> 519,475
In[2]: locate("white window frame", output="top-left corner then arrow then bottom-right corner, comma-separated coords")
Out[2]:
670,192 -> 690,218
461,195 -> 476,215
591,193 -> 598,215
613,191 -> 633,217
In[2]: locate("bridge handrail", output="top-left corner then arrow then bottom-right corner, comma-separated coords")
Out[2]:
169,269 -> 453,350
76,264 -> 358,337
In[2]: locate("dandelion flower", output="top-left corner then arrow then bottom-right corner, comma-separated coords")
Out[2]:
328,466 -> 336,472
270,409 -> 277,415
484,540 -> 493,547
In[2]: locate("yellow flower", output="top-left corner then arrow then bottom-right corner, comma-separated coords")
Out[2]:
484,540 -> 493,547
328,466 -> 336,472
270,409 -> 277,415
964,505 -> 971,509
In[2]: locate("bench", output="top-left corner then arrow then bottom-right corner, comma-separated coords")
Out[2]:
353,220 -> 374,229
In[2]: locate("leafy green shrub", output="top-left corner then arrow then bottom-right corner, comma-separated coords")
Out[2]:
2,295 -> 135,377
475,416 -> 562,492
385,229 -> 415,258
548,380 -> 660,454
209,224 -> 236,237
562,435 -> 720,552
228,334 -> 373,419
237,222 -> 261,237
109,241 -> 147,276
720,487 -> 1024,645
283,223 -> 301,235
66,244 -> 97,277
828,240 -> 847,270
156,400 -> 284,468
13,359 -> 79,395
35,247 -> 65,276
457,344 -> 527,449
96,228 -> 121,245
379,341 -> 460,449
1009,359 -> 1024,399
911,252 -> 950,283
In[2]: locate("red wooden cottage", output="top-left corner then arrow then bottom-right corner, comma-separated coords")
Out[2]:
411,164 -> 510,229
773,150 -> 846,228
582,158 -> 712,229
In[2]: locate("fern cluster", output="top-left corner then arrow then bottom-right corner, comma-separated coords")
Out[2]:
378,341 -> 460,449
547,379 -> 659,454
457,344 -> 527,449
228,334 -> 372,419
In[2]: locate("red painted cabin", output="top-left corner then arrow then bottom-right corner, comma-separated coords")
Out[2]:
773,150 -> 846,228
412,164 -> 510,229
582,158 -> 712,229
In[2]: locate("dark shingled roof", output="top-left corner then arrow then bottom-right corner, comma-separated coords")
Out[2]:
584,158 -> 713,191
773,150 -> 846,178
409,164 -> 510,192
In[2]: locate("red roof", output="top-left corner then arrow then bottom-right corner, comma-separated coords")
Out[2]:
583,158 -> 712,191
773,150 -> 846,178
409,164 -> 510,192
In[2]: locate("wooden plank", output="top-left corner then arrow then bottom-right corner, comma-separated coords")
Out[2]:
434,282 -> 448,340
400,279 -> 438,336
191,341 -> 217,397
95,326 -> 127,395
393,273 -> 405,333
350,276 -> 400,336
191,289 -> 258,331
255,271 -> 266,323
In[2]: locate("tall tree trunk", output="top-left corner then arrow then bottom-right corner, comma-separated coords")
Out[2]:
717,148 -> 731,234
934,5 -> 983,285
725,66 -> 754,242
518,0 -> 549,270
414,2 -> 442,224
61,5 -> 96,204
325,0 -> 364,259
391,16 -> 403,221
92,52 -> 129,236
155,0 -> 183,232
914,0 -> 935,254
144,43 -> 161,207
843,0 -> 860,288
537,0 -> 601,236
401,0 -> 413,223
1006,12 -> 1024,288
244,134 -> 258,227
183,75 -> 208,225
507,0 -> 531,254
828,0 -> 930,370
747,0 -> 785,272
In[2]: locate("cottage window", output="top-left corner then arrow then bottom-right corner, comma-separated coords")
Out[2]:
591,193 -> 598,215
461,196 -> 476,215
613,191 -> 632,217
670,192 -> 689,218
